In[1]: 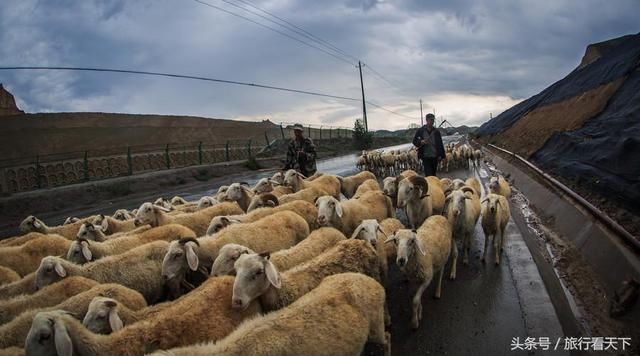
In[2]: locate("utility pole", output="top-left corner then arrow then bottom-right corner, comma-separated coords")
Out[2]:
357,61 -> 368,132
420,99 -> 423,126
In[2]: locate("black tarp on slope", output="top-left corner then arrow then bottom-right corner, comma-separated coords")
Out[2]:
476,33 -> 640,136
531,67 -> 640,213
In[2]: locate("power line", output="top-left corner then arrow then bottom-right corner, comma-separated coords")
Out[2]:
1,66 -> 419,121
193,0 -> 354,66
232,0 -> 359,63
363,64 -> 405,92
0,66 -> 360,102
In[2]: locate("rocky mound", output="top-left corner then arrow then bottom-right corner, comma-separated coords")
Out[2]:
0,84 -> 24,116
476,33 -> 640,234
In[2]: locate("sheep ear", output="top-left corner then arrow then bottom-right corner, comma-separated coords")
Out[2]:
350,224 -> 364,239
154,205 -> 171,213
335,201 -> 343,218
81,242 -> 93,261
220,216 -> 230,224
415,236 -> 427,256
53,319 -> 73,356
266,200 -> 276,207
185,243 -> 199,271
268,179 -> 281,186
264,259 -> 281,289
108,308 -> 124,332
481,198 -> 489,204
376,226 -> 388,238
100,217 -> 109,232
55,262 -> 67,277
384,235 -> 396,244
33,219 -> 42,229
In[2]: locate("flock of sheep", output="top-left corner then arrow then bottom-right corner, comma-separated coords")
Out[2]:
0,144 -> 513,356
357,143 -> 484,177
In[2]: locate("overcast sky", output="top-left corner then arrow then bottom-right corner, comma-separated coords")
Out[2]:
1,0 -> 638,130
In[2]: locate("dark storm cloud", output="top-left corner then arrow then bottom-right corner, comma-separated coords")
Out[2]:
1,0 -> 638,128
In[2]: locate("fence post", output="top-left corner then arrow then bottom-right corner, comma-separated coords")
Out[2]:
225,141 -> 230,161
83,151 -> 89,181
198,142 -> 203,165
280,124 -> 285,140
264,132 -> 270,148
127,147 -> 133,175
35,155 -> 41,189
247,139 -> 252,158
319,126 -> 322,140
165,144 -> 171,169
308,125 -> 311,138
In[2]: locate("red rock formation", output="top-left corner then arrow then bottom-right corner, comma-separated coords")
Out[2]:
0,84 -> 24,116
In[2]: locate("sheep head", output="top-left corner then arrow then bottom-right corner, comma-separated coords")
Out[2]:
225,182 -> 251,202
63,216 -> 80,225
19,215 -> 46,233
270,171 -> 285,185
247,193 -> 279,212
382,177 -> 398,198
66,238 -> 93,264
112,209 -> 132,221
197,196 -> 218,210
134,202 -> 170,227
444,189 -> 473,218
351,219 -> 387,248
253,178 -> 277,194
76,222 -> 106,242
315,196 -> 342,227
210,243 -> 255,277
82,297 -> 124,334
397,176 -> 429,208
283,169 -> 305,192
232,252 -> 281,310
25,310 -> 75,356
207,216 -> 241,236
386,229 -> 427,268
482,193 -> 504,215
35,256 -> 68,290
162,237 -> 200,281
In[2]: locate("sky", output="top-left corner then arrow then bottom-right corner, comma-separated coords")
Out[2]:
0,0 -> 638,130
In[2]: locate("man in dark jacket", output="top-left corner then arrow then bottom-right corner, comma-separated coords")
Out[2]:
284,123 -> 317,177
413,113 -> 445,176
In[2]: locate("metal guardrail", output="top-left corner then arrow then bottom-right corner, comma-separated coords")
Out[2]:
485,143 -> 640,252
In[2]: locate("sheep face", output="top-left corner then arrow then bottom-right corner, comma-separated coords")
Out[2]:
271,171 -> 285,185
482,194 -> 503,215
19,215 -> 45,233
197,196 -> 217,210
225,183 -> 246,202
351,219 -> 385,248
63,216 -> 80,225
445,189 -> 472,218
488,177 -> 500,193
162,239 -> 200,281
134,202 -> 170,227
232,252 -> 281,310
112,209 -> 132,221
153,197 -> 173,210
76,223 -> 101,241
382,177 -> 397,198
253,178 -> 274,194
82,297 -> 124,334
35,256 -> 68,290
397,179 -> 424,209
283,169 -> 304,191
25,311 -> 69,356
451,179 -> 466,190
171,196 -> 187,205
315,196 -> 342,226
66,240 -> 93,264
210,243 -> 253,277
386,229 -> 426,268
207,216 -> 239,236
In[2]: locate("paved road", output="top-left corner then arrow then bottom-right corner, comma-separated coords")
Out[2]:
7,137 -> 567,355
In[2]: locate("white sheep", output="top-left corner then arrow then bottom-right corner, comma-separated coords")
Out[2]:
112,209 -> 133,221
231,239 -> 380,312
170,196 -> 189,205
34,240 -> 170,304
133,201 -> 243,236
196,196 -> 218,210
18,216 -> 91,240
489,175 -> 512,198
211,227 -> 346,276
385,215 -> 451,329
481,193 -> 511,265
315,191 -> 395,236
24,276 -> 261,355
396,176 -> 445,229
443,187 -> 481,279
0,276 -> 98,325
283,169 -> 341,198
92,214 -> 140,235
66,224 -> 196,264
162,211 -> 309,298
337,171 -> 377,198
0,282 -> 146,349
351,218 -> 404,285
151,273 -> 389,356
81,296 -> 174,335
252,177 -> 293,197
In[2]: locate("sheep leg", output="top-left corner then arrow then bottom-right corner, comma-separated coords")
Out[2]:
494,230 -> 501,265
449,242 -> 458,280
462,233 -> 470,265
412,276 -> 431,329
384,332 -> 391,356
481,232 -> 490,263
434,266 -> 444,299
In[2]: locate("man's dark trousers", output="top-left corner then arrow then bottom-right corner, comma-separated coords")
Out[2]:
422,157 -> 438,177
